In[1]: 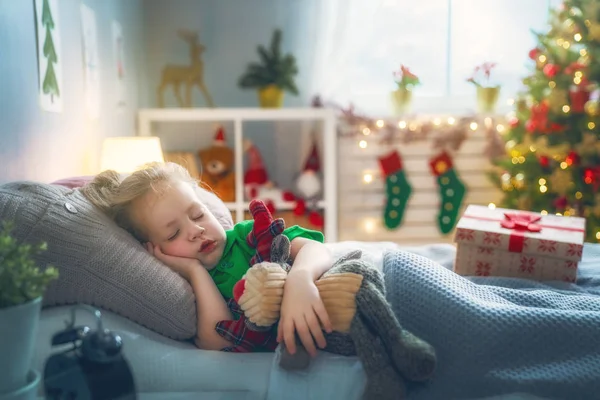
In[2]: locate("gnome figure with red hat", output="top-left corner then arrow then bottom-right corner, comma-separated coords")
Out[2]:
198,126 -> 236,202
293,139 -> 324,228
243,139 -> 295,214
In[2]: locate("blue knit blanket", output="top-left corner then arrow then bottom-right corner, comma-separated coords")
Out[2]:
268,244 -> 600,400
384,246 -> 600,400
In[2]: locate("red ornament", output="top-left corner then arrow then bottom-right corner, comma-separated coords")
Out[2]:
508,117 -> 520,128
564,62 -> 586,75
539,156 -> 550,168
569,88 -> 590,113
543,64 -> 560,78
528,48 -> 540,60
526,120 -> 536,133
565,151 -> 580,166
527,102 -> 550,133
553,196 -> 568,210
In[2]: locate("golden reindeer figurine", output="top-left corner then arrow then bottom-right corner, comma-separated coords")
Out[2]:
157,30 -> 215,108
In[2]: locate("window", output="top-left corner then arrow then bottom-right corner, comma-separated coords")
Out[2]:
301,0 -> 553,115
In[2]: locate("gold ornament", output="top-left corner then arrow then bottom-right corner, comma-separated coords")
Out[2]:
532,136 -> 570,160
516,98 -> 529,113
584,2 -> 600,22
549,169 -> 572,195
585,100 -> 600,117
575,132 -> 600,156
547,89 -> 569,112
518,195 -> 531,210
588,21 -> 600,41
511,134 -> 534,156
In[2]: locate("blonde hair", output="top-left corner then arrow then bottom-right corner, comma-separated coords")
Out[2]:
82,162 -> 197,242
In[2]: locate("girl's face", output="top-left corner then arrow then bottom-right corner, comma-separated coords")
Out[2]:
131,180 -> 226,270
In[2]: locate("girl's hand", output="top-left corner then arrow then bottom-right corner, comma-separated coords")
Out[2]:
145,242 -> 200,281
277,269 -> 333,358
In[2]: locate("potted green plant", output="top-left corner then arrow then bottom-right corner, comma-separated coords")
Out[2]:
467,62 -> 501,113
0,222 -> 58,396
391,65 -> 420,115
238,28 -> 299,108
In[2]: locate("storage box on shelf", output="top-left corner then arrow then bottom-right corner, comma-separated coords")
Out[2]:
453,204 -> 585,282
137,108 -> 338,242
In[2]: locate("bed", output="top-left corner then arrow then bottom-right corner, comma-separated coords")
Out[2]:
32,240 -> 600,400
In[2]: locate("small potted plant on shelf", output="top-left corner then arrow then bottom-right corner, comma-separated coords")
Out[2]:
391,65 -> 420,115
467,62 -> 501,113
238,28 -> 299,108
0,222 -> 59,396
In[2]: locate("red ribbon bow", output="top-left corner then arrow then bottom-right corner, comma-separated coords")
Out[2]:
500,212 -> 542,252
500,213 -> 542,232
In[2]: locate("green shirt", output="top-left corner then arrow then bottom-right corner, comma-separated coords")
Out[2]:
208,220 -> 324,299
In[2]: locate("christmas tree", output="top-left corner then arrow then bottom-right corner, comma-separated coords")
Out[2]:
41,0 -> 59,102
489,0 -> 600,242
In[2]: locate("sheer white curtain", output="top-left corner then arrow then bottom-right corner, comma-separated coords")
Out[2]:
297,0 -> 552,116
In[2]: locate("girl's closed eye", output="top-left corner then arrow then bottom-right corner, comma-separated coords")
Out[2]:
193,213 -> 204,221
168,230 -> 180,241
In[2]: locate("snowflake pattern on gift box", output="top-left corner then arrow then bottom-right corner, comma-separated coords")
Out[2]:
564,260 -> 578,269
475,261 -> 491,276
456,228 -> 475,242
483,232 -> 501,246
566,243 -> 583,258
477,247 -> 494,255
563,275 -> 576,283
537,239 -> 557,253
519,256 -> 536,274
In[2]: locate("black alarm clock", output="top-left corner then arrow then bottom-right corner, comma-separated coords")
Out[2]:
43,304 -> 137,400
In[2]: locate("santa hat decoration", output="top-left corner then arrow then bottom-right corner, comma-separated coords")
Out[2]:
244,144 -> 269,187
303,141 -> 321,172
214,126 -> 226,146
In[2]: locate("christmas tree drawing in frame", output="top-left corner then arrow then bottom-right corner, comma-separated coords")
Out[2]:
36,0 -> 62,112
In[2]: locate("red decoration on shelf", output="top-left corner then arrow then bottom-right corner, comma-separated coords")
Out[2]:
539,156 -> 550,168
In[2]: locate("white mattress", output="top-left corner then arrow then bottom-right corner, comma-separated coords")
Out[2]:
33,241 -> 457,399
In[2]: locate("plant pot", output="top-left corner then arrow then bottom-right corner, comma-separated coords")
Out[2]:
258,85 -> 284,108
477,86 -> 500,114
391,88 -> 413,116
0,297 -> 42,395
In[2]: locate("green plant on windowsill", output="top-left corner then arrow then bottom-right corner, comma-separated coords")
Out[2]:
0,221 -> 59,309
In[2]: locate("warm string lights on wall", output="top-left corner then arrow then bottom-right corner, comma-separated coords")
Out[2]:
338,114 -> 508,189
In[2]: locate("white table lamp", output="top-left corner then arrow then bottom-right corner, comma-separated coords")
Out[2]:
100,136 -> 165,173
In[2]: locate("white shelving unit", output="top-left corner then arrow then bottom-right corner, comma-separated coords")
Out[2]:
137,108 -> 338,242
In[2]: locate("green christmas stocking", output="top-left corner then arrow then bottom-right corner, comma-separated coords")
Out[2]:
378,150 -> 412,230
429,151 -> 466,234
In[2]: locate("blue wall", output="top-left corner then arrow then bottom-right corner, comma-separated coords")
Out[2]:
0,0 -> 145,183
142,0 -> 316,188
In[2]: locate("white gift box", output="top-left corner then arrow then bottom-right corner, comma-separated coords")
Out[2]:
453,205 -> 586,282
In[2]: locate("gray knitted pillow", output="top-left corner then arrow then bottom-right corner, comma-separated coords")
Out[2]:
0,181 -> 234,340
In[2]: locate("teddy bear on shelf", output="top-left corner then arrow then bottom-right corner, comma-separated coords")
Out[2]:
223,200 -> 437,399
198,126 -> 236,202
